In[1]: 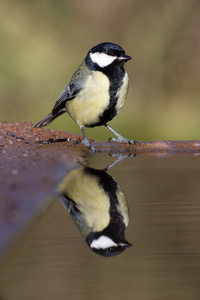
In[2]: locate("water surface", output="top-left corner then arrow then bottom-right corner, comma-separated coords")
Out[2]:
1,154 -> 200,299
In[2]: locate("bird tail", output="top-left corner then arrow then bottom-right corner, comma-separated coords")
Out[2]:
34,110 -> 66,128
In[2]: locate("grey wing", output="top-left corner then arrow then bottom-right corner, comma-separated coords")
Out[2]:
52,83 -> 79,115
52,61 -> 88,115
60,194 -> 89,232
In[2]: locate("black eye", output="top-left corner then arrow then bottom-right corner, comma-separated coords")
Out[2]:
107,50 -> 113,56
108,247 -> 114,252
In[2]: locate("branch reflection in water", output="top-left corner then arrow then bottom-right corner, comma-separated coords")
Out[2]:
57,158 -> 131,257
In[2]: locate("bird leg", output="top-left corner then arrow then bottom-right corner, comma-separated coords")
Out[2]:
81,126 -> 96,151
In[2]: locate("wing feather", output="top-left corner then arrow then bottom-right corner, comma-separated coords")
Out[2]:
52,61 -> 89,115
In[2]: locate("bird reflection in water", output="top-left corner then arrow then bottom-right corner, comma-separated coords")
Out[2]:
57,159 -> 131,257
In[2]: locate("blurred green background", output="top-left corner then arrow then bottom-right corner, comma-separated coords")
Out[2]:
1,0 -> 200,141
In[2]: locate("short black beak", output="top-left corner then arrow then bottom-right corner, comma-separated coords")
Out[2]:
119,54 -> 132,61
124,241 -> 132,248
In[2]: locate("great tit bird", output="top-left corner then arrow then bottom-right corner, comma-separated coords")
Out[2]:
58,165 -> 131,257
34,42 -> 134,151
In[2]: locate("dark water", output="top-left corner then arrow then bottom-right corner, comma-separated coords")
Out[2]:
1,154 -> 200,299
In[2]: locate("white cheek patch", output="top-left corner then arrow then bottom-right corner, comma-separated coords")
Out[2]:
90,236 -> 117,249
90,52 -> 117,68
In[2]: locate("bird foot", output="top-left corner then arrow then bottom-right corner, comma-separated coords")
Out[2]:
108,137 -> 137,145
82,138 -> 96,151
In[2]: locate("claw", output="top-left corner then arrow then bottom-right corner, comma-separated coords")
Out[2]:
81,138 -> 96,152
109,137 -> 137,145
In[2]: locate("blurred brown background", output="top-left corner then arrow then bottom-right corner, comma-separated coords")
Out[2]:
1,0 -> 200,141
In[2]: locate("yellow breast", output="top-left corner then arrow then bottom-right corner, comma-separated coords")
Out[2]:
66,71 -> 110,127
58,167 -> 110,233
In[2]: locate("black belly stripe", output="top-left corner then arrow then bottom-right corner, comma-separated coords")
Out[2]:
88,79 -> 123,127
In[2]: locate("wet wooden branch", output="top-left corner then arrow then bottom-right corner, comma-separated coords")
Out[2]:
94,139 -> 200,156
1,122 -> 200,157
